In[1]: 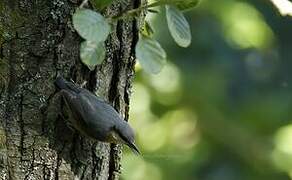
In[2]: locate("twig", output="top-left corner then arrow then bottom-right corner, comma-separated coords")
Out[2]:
79,0 -> 89,8
109,2 -> 162,20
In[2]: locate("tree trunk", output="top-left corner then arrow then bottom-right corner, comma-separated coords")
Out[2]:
0,0 -> 141,179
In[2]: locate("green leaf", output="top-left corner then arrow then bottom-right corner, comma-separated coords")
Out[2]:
166,5 -> 192,47
141,21 -> 154,37
148,9 -> 159,14
73,9 -> 110,42
174,0 -> 199,11
157,0 -> 200,11
90,0 -> 114,10
80,41 -> 106,70
136,35 -> 167,74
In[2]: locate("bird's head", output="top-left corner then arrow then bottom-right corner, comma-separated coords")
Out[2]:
108,121 -> 140,155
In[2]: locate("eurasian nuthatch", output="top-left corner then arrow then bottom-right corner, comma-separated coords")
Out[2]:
55,76 -> 140,154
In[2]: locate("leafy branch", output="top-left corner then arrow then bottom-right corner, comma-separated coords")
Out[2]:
72,0 -> 200,74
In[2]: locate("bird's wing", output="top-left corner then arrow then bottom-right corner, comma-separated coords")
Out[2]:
61,89 -> 87,130
85,91 -> 122,125
62,88 -> 104,128
78,92 -> 106,124
78,91 -> 114,139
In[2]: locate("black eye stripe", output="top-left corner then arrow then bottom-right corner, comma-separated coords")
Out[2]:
117,131 -> 130,144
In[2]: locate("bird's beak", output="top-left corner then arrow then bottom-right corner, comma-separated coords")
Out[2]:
127,142 -> 140,155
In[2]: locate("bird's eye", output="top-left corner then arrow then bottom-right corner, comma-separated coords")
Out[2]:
117,132 -> 130,144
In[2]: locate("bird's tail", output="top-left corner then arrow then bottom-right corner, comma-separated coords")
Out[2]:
54,76 -> 81,93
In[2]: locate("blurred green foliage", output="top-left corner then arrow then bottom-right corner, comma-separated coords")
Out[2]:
122,0 -> 292,179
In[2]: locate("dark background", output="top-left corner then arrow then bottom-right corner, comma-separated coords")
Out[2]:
122,0 -> 292,179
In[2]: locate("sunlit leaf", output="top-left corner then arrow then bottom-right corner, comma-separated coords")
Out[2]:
73,9 -> 110,42
166,5 -> 192,47
175,0 -> 200,11
270,0 -> 292,16
80,41 -> 105,70
158,0 -> 200,10
136,35 -> 167,74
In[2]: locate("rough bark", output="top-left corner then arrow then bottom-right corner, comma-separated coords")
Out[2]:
0,0 -> 141,179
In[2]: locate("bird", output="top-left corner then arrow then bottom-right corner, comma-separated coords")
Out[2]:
54,76 -> 140,154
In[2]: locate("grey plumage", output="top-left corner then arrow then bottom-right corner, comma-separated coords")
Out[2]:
55,76 -> 140,154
